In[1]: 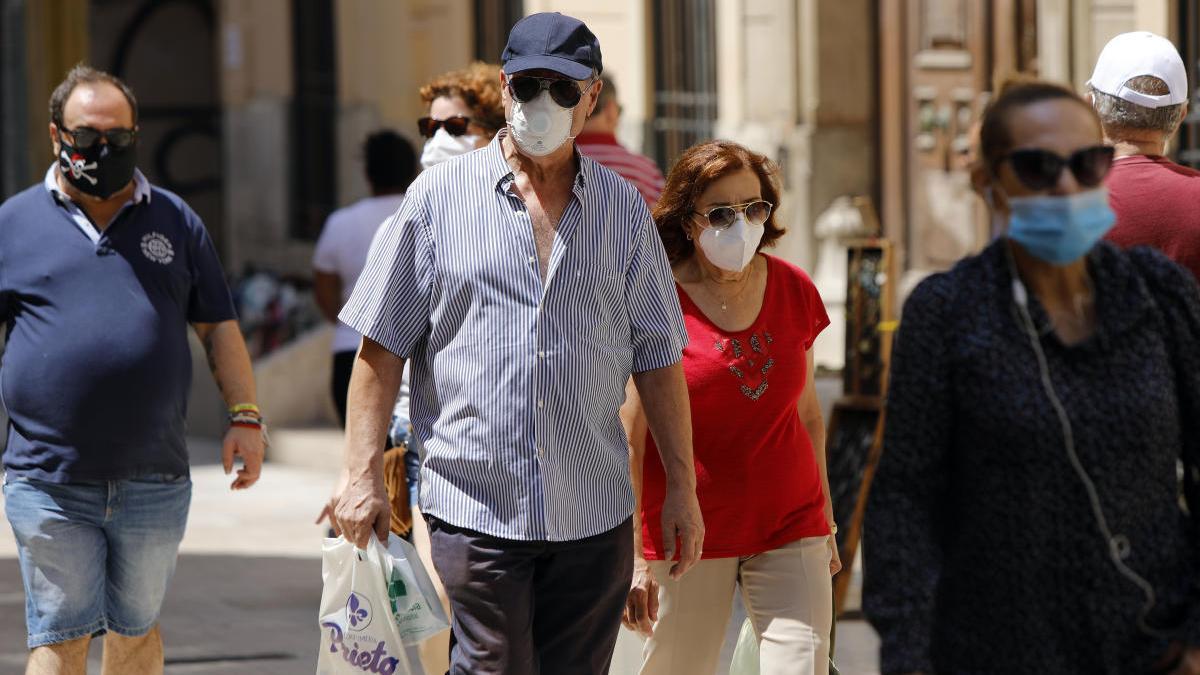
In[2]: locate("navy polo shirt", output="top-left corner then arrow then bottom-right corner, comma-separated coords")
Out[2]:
0,178 -> 236,482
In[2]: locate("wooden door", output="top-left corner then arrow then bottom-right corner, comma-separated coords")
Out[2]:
881,1 -> 1036,280
905,0 -> 991,272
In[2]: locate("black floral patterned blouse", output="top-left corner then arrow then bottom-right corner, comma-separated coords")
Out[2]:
864,239 -> 1200,674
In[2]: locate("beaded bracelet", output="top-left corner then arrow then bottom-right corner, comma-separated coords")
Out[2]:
229,403 -> 261,415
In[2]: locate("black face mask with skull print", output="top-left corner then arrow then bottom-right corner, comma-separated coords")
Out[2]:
57,137 -> 138,199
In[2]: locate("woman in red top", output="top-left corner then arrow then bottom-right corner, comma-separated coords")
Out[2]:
622,141 -> 839,675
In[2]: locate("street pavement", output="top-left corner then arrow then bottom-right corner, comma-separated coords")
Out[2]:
0,436 -> 880,674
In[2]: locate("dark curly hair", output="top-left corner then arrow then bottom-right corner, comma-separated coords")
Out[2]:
653,140 -> 785,264
419,62 -> 505,134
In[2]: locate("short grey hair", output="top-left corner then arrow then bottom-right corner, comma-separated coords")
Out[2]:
1090,75 -> 1186,135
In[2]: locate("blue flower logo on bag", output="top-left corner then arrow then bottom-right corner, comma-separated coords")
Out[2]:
140,232 -> 174,265
346,591 -> 372,630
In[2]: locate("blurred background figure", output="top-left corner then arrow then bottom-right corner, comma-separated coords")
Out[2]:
1088,32 -> 1200,280
406,60 -> 508,675
418,61 -> 505,168
864,78 -> 1200,675
312,129 -> 417,427
576,75 -> 665,207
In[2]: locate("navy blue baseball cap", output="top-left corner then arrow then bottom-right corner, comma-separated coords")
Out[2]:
501,12 -> 602,80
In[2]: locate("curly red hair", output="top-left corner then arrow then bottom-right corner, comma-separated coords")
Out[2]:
419,62 -> 505,132
652,140 -> 785,264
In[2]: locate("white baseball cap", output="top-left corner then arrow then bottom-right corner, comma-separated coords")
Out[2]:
1087,31 -> 1188,109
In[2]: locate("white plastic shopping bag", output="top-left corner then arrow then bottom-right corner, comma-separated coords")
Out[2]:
318,536 -> 415,675
384,534 -> 450,645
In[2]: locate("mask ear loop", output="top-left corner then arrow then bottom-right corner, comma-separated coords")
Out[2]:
1005,245 -> 1168,639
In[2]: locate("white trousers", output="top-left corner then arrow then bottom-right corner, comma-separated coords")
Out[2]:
639,536 -> 833,675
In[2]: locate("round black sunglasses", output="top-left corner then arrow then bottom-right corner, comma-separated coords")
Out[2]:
1000,145 -> 1115,191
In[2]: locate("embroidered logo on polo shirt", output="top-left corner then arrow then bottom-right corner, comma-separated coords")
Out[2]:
140,232 -> 174,265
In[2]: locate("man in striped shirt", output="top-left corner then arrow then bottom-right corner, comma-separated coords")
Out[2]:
332,12 -> 704,675
576,75 -> 666,207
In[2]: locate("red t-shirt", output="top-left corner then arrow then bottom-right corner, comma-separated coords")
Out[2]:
640,255 -> 831,560
1106,155 -> 1200,280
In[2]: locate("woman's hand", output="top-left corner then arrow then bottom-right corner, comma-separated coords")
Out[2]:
829,535 -> 843,576
623,557 -> 660,637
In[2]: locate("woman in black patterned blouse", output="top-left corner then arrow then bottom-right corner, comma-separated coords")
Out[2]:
863,78 -> 1200,675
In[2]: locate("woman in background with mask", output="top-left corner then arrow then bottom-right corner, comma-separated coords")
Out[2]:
417,62 -> 504,168
622,140 -> 839,675
863,78 -> 1200,675
387,62 -> 504,675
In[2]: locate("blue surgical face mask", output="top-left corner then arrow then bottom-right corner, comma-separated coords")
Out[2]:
1001,187 -> 1116,265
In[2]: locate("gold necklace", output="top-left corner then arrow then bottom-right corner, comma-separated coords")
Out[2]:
698,262 -> 754,311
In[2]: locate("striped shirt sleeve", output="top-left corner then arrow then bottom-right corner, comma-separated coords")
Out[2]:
338,189 -> 434,359
625,201 -> 689,372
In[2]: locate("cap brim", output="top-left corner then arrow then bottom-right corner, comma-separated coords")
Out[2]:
503,55 -> 593,80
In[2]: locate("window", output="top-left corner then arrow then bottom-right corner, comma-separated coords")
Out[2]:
1178,0 -> 1200,169
292,0 -> 337,240
650,0 -> 717,171
475,0 -> 522,62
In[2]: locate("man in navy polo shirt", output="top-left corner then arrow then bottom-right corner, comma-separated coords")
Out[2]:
0,65 -> 265,675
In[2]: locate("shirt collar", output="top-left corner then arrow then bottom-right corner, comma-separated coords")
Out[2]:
43,164 -> 152,206
487,129 -> 589,193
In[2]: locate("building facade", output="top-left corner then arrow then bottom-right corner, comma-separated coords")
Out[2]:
2,0 -> 1198,349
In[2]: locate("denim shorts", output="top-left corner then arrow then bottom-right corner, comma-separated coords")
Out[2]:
3,473 -> 191,648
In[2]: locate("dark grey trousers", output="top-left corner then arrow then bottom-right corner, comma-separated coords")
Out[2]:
426,515 -> 633,675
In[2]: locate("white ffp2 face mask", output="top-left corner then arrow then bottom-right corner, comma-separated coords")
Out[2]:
420,128 -> 480,169
697,213 -> 765,272
508,91 -> 574,157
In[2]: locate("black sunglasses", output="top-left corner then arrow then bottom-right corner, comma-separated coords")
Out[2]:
59,126 -> 137,150
693,200 -> 773,231
1001,145 -> 1115,191
508,76 -> 592,108
417,116 -> 472,139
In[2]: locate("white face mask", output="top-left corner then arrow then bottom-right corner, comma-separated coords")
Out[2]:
420,128 -> 480,169
508,91 -> 574,157
697,213 -> 765,272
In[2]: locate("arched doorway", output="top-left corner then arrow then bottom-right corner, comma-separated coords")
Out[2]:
90,0 -> 224,253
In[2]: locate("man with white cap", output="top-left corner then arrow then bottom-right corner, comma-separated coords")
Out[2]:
330,11 -> 704,675
1088,31 -> 1200,279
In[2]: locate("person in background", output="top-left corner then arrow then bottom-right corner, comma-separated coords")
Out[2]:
0,64 -> 264,675
418,61 -> 505,168
402,60 -> 509,675
1086,31 -> 1200,280
332,13 -> 704,674
575,74 -> 665,207
864,77 -> 1200,675
312,130 -> 417,427
623,140 -> 838,675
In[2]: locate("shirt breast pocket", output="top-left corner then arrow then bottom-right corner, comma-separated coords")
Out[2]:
591,273 -> 629,346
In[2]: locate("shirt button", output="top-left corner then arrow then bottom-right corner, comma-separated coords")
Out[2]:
537,447 -> 545,458
528,256 -> 536,264
537,399 -> 544,408
538,351 -> 545,358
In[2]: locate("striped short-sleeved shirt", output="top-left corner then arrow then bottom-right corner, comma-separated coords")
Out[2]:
340,133 -> 688,542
